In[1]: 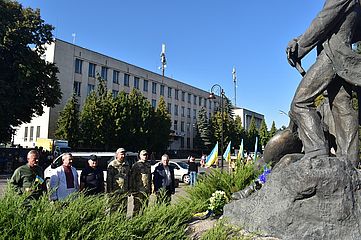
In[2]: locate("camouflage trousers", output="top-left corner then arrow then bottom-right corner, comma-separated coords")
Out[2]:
132,192 -> 149,216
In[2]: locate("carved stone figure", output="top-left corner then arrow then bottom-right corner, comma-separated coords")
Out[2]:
224,1 -> 361,239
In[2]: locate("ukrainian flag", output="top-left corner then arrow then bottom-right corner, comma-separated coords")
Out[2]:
223,141 -> 231,162
237,139 -> 244,160
205,142 -> 218,167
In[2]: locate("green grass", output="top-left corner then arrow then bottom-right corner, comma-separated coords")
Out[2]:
0,162 -> 259,239
200,219 -> 253,240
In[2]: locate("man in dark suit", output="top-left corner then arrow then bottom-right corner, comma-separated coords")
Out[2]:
153,154 -> 175,204
286,0 -> 361,166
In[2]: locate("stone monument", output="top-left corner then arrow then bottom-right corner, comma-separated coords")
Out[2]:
224,1 -> 361,239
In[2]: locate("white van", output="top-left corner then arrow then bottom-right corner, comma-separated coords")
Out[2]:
44,151 -> 138,184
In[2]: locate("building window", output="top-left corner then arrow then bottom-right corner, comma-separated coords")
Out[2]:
167,103 -> 172,113
193,109 -> 197,119
75,58 -> 82,74
174,104 -> 178,116
160,85 -> 165,96
188,93 -> 191,103
29,126 -> 34,142
199,97 -> 202,106
152,82 -> 157,94
113,70 -> 119,84
87,84 -> 95,96
168,87 -> 172,98
181,106 -> 185,117
24,127 -> 28,142
193,95 -> 197,105
209,101 -> 212,110
181,121 -> 185,132
175,89 -> 179,100
181,137 -> 184,148
88,63 -> 96,78
112,90 -> 118,98
187,108 -> 191,118
143,80 -> 149,92
152,99 -> 157,108
187,137 -> 191,148
36,126 -> 40,139
134,77 -> 140,89
186,123 -> 190,133
124,73 -> 130,86
73,81 -> 81,96
101,66 -> 108,80
174,120 -> 178,131
182,91 -> 185,101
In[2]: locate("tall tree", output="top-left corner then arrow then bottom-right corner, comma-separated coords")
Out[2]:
0,1 -> 61,142
259,119 -> 269,149
246,116 -> 258,152
234,116 -> 246,146
269,121 -> 277,138
194,107 -> 212,151
152,96 -> 171,152
55,95 -> 80,148
80,76 -> 114,150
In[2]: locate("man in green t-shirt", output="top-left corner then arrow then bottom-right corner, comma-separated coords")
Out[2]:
10,150 -> 46,199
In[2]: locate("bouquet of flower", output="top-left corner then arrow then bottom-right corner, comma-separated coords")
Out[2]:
208,190 -> 229,215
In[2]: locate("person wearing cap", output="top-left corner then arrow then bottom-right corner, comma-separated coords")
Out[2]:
49,153 -> 79,201
107,148 -> 131,212
80,155 -> 104,195
130,149 -> 152,215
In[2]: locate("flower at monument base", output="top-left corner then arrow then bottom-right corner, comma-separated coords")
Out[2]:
208,190 -> 229,215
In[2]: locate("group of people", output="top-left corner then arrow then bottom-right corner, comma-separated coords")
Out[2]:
9,148 -> 178,215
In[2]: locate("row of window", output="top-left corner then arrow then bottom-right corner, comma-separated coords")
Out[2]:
24,126 -> 40,142
74,58 -> 212,108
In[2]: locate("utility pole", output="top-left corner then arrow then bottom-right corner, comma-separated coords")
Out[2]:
160,43 -> 167,76
232,67 -> 237,107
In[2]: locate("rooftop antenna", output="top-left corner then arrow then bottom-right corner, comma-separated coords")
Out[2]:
159,43 -> 167,76
232,66 -> 237,107
72,33 -> 76,44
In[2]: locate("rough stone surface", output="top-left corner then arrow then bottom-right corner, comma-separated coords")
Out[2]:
223,155 -> 361,240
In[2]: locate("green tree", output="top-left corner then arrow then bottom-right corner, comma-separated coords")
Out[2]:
269,121 -> 277,139
55,95 -> 80,148
246,116 -> 258,152
194,107 -> 212,151
0,1 -> 61,142
234,116 -> 246,146
151,96 -> 171,153
80,76 -> 114,150
259,119 -> 269,148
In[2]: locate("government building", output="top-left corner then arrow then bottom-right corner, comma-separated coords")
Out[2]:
13,39 -> 264,151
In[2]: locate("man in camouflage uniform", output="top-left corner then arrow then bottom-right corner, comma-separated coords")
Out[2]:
10,150 -> 46,200
106,148 -> 131,212
130,149 -> 152,216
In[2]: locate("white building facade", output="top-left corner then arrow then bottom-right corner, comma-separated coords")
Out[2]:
233,107 -> 264,130
13,39 -> 216,151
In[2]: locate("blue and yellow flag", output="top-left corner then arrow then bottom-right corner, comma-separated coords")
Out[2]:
205,142 -> 218,167
237,139 -> 244,159
223,141 -> 231,162
254,136 -> 258,161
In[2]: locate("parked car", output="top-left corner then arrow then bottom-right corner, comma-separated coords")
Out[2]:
44,151 -> 138,185
151,160 -> 190,184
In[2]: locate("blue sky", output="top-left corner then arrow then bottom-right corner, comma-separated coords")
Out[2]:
19,0 -> 325,129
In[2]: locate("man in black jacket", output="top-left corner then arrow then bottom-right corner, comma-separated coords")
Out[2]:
80,155 -> 104,195
153,154 -> 175,204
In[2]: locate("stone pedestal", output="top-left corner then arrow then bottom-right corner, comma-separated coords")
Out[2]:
223,155 -> 361,239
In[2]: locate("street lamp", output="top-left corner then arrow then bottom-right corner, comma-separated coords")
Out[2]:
208,84 -> 225,171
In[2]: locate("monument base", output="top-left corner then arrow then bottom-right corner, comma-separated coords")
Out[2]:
223,155 -> 361,239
